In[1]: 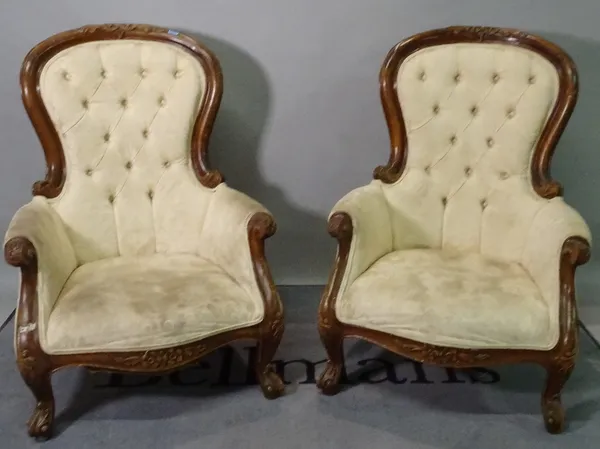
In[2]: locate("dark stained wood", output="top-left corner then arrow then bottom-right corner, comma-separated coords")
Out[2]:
6,23 -> 284,440
318,25 -> 590,434
248,212 -> 286,399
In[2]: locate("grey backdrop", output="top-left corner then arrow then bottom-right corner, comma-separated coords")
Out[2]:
1,0 -> 600,327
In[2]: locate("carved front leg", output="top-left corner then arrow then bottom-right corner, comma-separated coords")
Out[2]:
248,213 -> 285,400
542,360 -> 574,434
541,332 -> 577,434
6,236 -> 55,439
256,311 -> 285,399
541,236 -> 589,434
316,317 -> 344,395
18,349 -> 54,439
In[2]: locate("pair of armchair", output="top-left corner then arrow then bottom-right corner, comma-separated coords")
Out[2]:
4,24 -> 590,440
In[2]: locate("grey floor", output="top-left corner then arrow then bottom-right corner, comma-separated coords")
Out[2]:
1,286 -> 599,448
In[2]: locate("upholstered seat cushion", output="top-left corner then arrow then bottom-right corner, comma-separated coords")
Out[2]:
45,254 -> 264,354
336,249 -> 554,350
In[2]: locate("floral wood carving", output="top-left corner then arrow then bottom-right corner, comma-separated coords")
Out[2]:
555,345 -> 577,374
318,315 -> 332,330
270,311 -> 284,341
18,349 -> 38,376
114,344 -> 208,371
74,23 -> 169,38
400,342 -> 491,367
448,26 -> 531,42
32,180 -> 52,197
4,237 -> 36,267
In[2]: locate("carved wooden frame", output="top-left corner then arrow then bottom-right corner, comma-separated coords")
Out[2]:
316,26 -> 590,435
5,24 -> 284,440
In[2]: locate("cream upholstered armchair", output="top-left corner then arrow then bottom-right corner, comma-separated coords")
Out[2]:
316,26 -> 591,434
4,24 -> 284,440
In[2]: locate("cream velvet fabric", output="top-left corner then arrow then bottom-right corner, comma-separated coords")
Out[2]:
46,254 -> 263,354
333,43 -> 591,350
40,40 -> 211,264
5,39 -> 271,354
339,249 -> 550,349
4,197 -> 77,345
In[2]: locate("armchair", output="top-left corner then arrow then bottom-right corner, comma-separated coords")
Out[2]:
316,26 -> 591,434
4,24 -> 284,440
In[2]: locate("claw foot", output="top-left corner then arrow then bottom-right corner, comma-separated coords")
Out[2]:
543,397 -> 565,434
258,368 -> 284,400
317,361 -> 342,395
27,401 -> 54,440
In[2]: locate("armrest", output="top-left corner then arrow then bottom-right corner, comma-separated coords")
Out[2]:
520,198 -> 591,340
4,197 -> 77,335
330,181 -> 393,297
199,184 -> 275,303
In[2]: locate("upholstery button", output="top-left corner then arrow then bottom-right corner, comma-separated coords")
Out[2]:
499,171 -> 509,180
486,137 -> 494,148
81,99 -> 89,109
419,71 -> 426,81
173,69 -> 182,78
100,69 -> 107,78
506,107 -> 516,118
424,165 -> 431,174
528,75 -> 536,84
480,199 -> 488,209
454,72 -> 461,83
62,71 -> 71,81
432,104 -> 440,115
442,196 -> 448,206
158,96 -> 166,107
125,161 -> 132,170
450,134 -> 457,145
464,166 -> 472,176
85,169 -> 93,176
108,194 -> 115,204
120,98 -> 128,108
163,161 -> 171,168
492,73 -> 500,84
103,133 -> 111,143
142,129 -> 149,139
139,68 -> 147,78
147,189 -> 154,200
470,106 -> 478,116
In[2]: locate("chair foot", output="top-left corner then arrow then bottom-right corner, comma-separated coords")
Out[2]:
317,320 -> 344,396
27,399 -> 54,440
258,368 -> 285,400
255,324 -> 285,400
542,396 -> 565,434
18,363 -> 55,440
317,360 -> 343,395
542,363 -> 573,434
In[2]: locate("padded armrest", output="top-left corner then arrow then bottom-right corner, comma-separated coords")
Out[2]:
4,196 -> 77,334
520,198 -> 591,342
330,181 -> 393,298
199,184 -> 273,300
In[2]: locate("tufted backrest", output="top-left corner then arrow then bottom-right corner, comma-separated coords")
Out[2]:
374,27 -> 577,260
21,25 -> 224,264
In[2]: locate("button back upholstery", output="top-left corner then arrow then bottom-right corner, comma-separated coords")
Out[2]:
317,27 -> 591,434
331,29 -> 590,350
386,43 -> 560,256
4,25 -> 283,361
40,39 -> 214,262
4,27 -> 286,440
